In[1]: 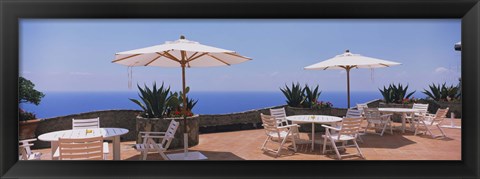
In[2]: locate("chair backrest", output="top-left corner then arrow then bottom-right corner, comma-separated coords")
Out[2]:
269,107 -> 288,126
356,103 -> 369,115
260,113 -> 281,138
58,136 -> 104,160
72,117 -> 100,129
363,108 -> 381,121
412,103 -> 429,114
345,109 -> 362,118
337,117 -> 364,140
430,108 -> 449,125
159,120 -> 180,149
18,139 -> 36,160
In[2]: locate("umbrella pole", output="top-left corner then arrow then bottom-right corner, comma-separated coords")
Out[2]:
181,62 -> 188,157
346,67 -> 351,108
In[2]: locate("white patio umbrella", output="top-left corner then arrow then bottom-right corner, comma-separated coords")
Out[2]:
112,35 -> 251,159
304,50 -> 401,108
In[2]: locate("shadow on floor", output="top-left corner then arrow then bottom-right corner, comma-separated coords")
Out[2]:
358,133 -> 417,149
124,149 -> 245,160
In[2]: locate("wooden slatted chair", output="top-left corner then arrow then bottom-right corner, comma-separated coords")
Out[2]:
72,117 -> 100,130
345,109 -> 364,143
260,113 -> 299,157
364,108 -> 393,136
414,108 -> 449,138
356,103 -> 369,115
135,120 -> 180,160
405,103 -> 429,128
57,136 -> 108,160
19,139 -> 42,160
321,117 -> 365,160
269,107 -> 300,139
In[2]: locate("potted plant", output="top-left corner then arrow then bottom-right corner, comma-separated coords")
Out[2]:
19,77 -> 45,140
422,82 -> 462,117
130,82 -> 200,148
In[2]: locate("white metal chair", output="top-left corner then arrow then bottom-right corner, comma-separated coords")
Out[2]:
322,117 -> 365,160
269,107 -> 300,139
345,109 -> 364,143
56,136 -> 108,160
356,103 -> 369,115
364,108 -> 393,136
405,103 -> 429,127
135,120 -> 180,160
260,113 -> 299,157
414,108 -> 449,138
72,117 -> 100,129
19,139 -> 42,160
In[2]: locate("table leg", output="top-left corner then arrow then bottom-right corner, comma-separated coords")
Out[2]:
113,136 -> 120,160
51,141 -> 58,160
401,113 -> 406,133
311,123 -> 315,151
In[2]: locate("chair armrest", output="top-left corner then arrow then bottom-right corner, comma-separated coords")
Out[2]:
141,135 -> 166,139
321,125 -> 340,131
139,132 -> 166,135
277,124 -> 300,129
19,138 -> 37,143
19,143 -> 34,148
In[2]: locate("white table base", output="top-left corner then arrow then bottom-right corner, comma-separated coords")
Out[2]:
167,151 -> 208,160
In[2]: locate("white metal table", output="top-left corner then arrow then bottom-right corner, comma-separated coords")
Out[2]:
286,115 -> 343,151
38,128 -> 129,160
378,108 -> 422,133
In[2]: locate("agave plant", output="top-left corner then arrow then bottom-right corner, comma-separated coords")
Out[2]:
167,86 -> 198,116
423,83 -> 461,101
379,83 -> 415,104
303,84 -> 321,108
129,82 -> 172,118
280,82 -> 306,107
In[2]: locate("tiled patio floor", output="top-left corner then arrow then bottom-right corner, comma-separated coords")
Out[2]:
33,119 -> 461,160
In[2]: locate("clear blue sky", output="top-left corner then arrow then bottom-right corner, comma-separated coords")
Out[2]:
20,19 -> 461,93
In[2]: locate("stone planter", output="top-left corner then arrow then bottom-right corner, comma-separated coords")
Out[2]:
285,106 -> 346,132
19,119 -> 41,140
136,115 -> 199,149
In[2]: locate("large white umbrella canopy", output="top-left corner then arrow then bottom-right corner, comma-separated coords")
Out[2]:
305,50 -> 401,108
112,35 -> 251,158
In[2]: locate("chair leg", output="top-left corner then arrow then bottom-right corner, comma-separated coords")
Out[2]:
276,136 -> 288,157
322,135 -> 328,154
261,136 -> 270,150
380,123 -> 387,136
291,135 -> 297,152
364,122 -> 370,134
352,139 -> 364,159
330,139 -> 341,160
142,151 -> 148,160
437,125 -> 447,138
158,150 -> 169,160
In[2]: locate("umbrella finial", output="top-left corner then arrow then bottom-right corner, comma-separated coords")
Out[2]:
180,35 -> 186,39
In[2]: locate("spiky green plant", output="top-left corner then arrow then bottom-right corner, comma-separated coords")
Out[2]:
379,83 -> 415,104
423,83 -> 460,101
168,86 -> 198,116
280,82 -> 306,107
129,82 -> 172,118
303,84 -> 321,108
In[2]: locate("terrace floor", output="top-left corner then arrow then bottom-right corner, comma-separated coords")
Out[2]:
33,119 -> 461,160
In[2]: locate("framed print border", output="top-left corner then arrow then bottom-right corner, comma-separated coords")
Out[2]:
1,0 -> 479,178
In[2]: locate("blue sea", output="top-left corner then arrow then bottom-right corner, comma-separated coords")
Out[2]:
21,91 -> 425,119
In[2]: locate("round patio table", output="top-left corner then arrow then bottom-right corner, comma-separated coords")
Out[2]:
38,128 -> 129,160
286,115 -> 342,151
378,108 -> 422,133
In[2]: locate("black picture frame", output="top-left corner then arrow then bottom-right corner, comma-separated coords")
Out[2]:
1,0 -> 479,178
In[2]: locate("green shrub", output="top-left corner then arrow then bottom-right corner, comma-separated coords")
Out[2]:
423,83 -> 460,102
280,82 -> 306,107
167,86 -> 198,117
19,77 -> 45,121
130,82 -> 172,118
379,83 -> 415,104
303,84 -> 321,108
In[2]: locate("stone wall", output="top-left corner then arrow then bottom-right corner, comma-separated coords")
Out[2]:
31,105 -> 349,149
